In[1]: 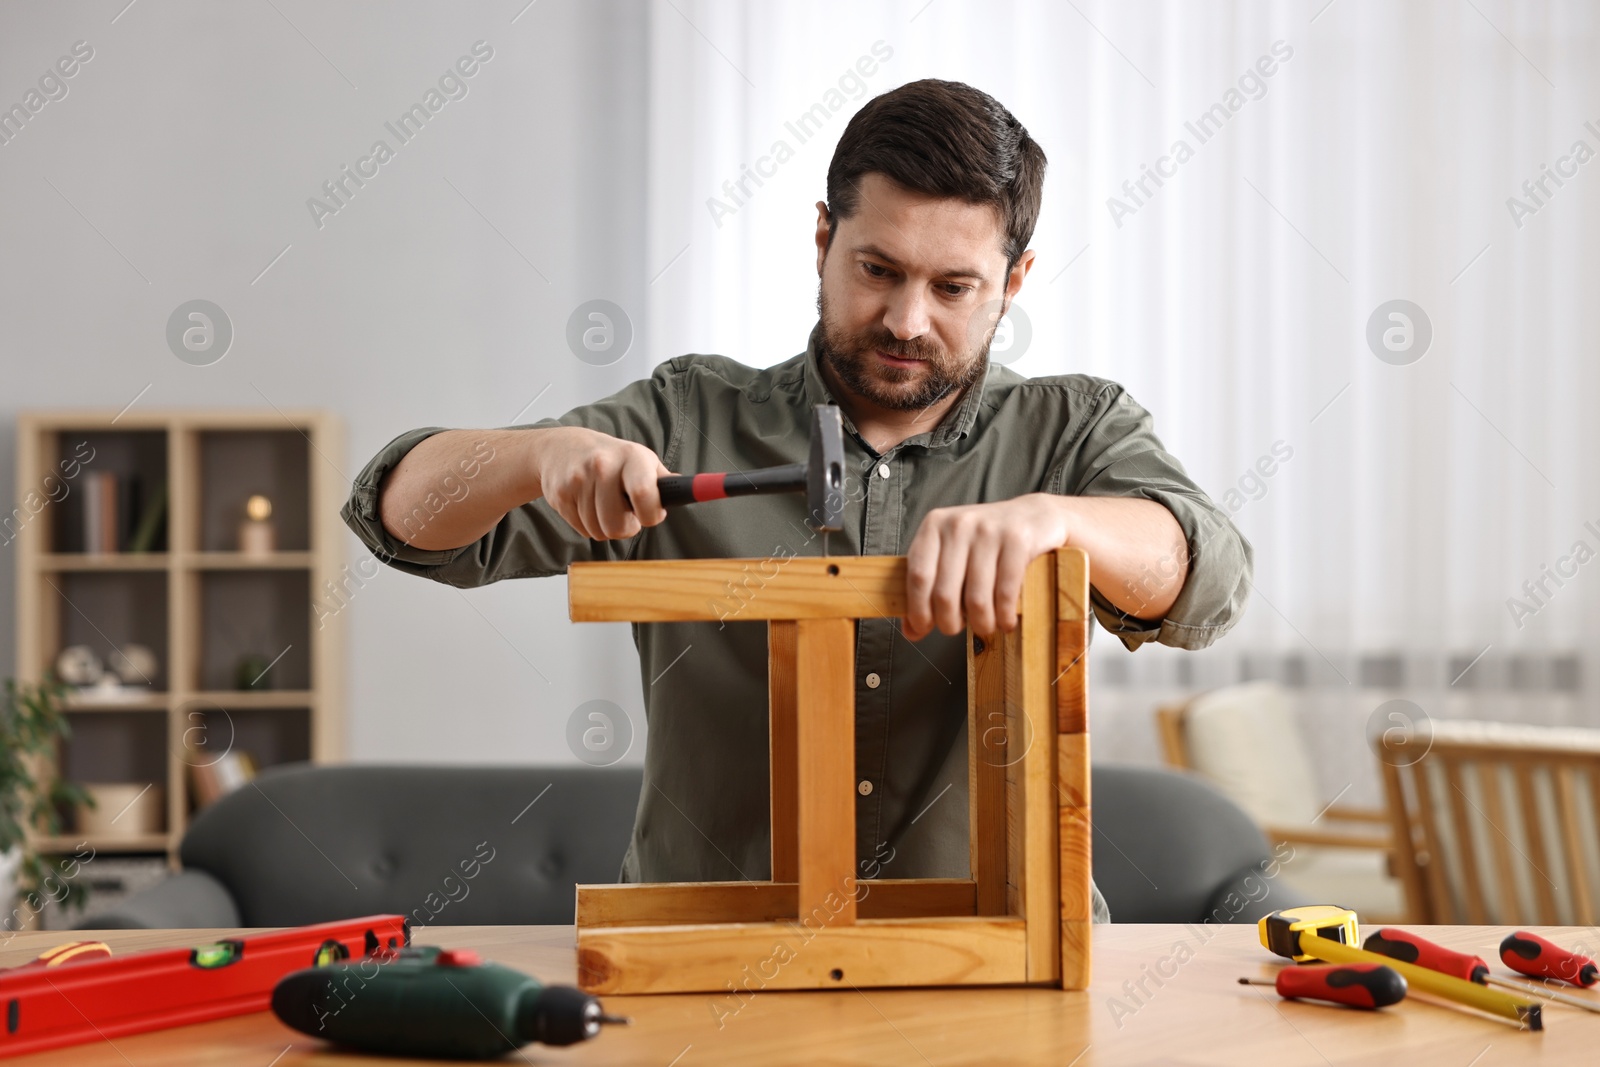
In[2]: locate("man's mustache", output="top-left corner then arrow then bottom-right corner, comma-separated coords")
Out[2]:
851,334 -> 947,363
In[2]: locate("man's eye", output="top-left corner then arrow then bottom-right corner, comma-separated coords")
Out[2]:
862,263 -> 890,278
940,284 -> 972,297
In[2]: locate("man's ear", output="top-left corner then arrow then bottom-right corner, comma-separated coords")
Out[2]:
814,201 -> 832,276
1001,249 -> 1036,314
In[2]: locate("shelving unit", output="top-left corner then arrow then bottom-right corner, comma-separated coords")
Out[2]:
14,410 -> 345,865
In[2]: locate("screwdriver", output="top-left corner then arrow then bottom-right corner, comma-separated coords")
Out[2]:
1364,928 -> 1600,1015
1501,932 -> 1600,987
1238,963 -> 1407,1009
1363,929 -> 1491,983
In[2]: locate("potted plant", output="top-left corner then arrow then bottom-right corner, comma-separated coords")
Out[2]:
0,674 -> 95,926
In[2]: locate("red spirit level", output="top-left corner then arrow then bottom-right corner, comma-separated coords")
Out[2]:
0,914 -> 409,1058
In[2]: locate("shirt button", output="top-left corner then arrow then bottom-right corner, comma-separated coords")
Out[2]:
877,464 -> 891,479
865,672 -> 881,689
858,780 -> 874,796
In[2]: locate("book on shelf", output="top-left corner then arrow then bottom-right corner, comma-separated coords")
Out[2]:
81,471 -> 118,554
125,479 -> 167,554
75,472 -> 167,554
188,750 -> 257,809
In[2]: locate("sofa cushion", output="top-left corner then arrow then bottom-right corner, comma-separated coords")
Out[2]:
180,763 -> 643,927
1093,763 -> 1309,922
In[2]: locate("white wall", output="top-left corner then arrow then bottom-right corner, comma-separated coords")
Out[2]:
0,0 -> 653,764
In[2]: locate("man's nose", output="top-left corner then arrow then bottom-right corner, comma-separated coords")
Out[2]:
881,286 -> 932,341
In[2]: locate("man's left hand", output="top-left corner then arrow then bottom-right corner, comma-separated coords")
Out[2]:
902,493 -> 1190,640
903,493 -> 1072,640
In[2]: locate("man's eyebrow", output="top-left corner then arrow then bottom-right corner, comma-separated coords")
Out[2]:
852,243 -> 988,282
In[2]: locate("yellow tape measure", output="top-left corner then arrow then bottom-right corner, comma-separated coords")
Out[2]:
1258,905 -> 1359,962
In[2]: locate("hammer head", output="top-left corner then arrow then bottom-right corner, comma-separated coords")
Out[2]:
807,404 -> 846,533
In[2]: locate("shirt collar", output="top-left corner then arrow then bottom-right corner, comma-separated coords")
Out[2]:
801,321 -> 989,452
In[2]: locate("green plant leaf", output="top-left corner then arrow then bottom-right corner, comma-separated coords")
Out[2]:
1,674 -> 94,910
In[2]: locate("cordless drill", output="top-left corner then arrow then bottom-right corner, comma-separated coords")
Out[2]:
272,944 -> 628,1059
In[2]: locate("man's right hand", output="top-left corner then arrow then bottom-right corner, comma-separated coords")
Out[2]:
378,425 -> 673,551
534,426 -> 673,541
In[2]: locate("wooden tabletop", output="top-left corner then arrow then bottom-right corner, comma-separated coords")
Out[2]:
2,922 -> 1595,1065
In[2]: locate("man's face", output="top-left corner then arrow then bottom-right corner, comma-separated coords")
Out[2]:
814,172 -> 1030,413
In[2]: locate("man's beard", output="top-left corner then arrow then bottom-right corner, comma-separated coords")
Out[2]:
815,286 -> 993,413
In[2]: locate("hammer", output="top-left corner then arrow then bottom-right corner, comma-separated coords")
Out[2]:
654,404 -> 846,539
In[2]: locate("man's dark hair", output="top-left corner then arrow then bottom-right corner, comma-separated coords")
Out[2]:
825,78 -> 1046,274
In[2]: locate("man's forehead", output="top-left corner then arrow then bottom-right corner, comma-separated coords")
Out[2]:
838,172 -> 1007,278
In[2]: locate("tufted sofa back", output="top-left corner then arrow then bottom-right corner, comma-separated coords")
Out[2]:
180,763 -> 643,927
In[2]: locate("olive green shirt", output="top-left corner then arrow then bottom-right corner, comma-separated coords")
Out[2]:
342,324 -> 1253,924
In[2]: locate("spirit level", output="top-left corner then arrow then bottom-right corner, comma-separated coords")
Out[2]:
0,914 -> 409,1058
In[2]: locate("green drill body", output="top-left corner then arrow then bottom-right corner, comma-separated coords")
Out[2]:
272,944 -> 622,1058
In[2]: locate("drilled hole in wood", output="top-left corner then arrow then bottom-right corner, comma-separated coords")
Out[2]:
829,968 -> 844,981
827,564 -> 840,576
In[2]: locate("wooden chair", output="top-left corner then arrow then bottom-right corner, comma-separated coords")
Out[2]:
565,549 -> 1093,994
1158,683 -> 1405,922
1380,719 -> 1600,926
1157,685 -> 1392,851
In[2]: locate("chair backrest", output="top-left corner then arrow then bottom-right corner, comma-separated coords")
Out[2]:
1176,681 -> 1324,827
1379,719 -> 1600,925
180,763 -> 643,927
1091,763 -> 1309,923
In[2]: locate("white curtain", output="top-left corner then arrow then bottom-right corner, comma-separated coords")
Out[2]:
642,0 -> 1600,800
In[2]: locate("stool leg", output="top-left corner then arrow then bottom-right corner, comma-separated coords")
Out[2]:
969,630 -> 1010,915
769,620 -> 799,885
796,617 -> 858,927
1056,547 -> 1092,990
1018,552 -> 1060,982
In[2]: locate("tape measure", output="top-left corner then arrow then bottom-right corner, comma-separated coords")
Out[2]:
1259,905 -> 1360,963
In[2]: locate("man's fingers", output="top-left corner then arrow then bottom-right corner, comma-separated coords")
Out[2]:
593,460 -> 641,539
540,433 -> 675,541
620,449 -> 669,528
545,481 -> 594,542
929,522 -> 972,636
992,535 -> 1032,632
573,480 -> 604,542
963,526 -> 1001,635
904,522 -> 941,640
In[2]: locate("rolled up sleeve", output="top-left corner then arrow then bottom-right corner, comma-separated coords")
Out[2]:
340,360 -> 684,588
1052,386 -> 1253,651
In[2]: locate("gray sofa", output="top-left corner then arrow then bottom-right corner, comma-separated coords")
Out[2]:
90,763 -> 644,929
1091,762 -> 1310,923
90,762 -> 1298,928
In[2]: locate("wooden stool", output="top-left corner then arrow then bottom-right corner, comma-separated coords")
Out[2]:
566,548 -> 1092,994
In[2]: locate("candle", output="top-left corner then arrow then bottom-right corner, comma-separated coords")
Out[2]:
238,494 -> 277,557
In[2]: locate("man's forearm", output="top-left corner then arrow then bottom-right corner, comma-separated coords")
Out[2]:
1060,495 -> 1189,620
378,429 -> 543,551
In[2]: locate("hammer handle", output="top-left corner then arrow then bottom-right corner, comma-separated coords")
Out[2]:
657,463 -> 808,508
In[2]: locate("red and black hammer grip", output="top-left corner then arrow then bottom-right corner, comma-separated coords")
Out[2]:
657,473 -> 726,506
1363,928 -> 1490,984
1501,931 -> 1600,986
1277,964 -> 1407,1009
656,463 -> 809,508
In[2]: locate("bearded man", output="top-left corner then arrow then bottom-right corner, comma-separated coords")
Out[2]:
343,78 -> 1253,924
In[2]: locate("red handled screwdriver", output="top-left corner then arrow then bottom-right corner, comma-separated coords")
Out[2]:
1366,927 -> 1600,1014
1363,928 -> 1490,983
1501,932 -> 1600,987
1238,963 -> 1407,1009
